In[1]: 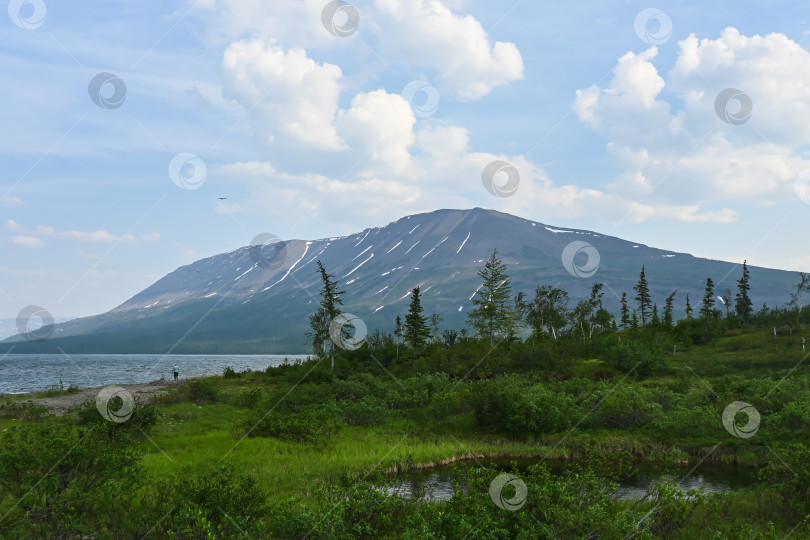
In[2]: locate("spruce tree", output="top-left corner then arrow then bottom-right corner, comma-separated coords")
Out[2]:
663,291 -> 676,329
404,287 -> 431,349
620,292 -> 630,329
651,303 -> 660,326
634,266 -> 652,326
307,261 -> 345,369
631,309 -> 639,329
467,250 -> 518,347
700,277 -> 716,343
735,260 -> 753,325
685,294 -> 693,320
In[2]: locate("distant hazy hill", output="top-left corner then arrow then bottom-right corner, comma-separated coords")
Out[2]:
1,208 -> 799,353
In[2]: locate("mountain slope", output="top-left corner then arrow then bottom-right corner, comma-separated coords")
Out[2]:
2,208 -> 798,353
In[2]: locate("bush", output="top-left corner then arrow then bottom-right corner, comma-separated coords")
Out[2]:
157,466 -> 268,539
223,366 -> 238,378
0,399 -> 48,420
186,378 -> 218,404
471,375 -> 579,436
602,340 -> 666,376
237,388 -> 263,408
241,402 -> 342,443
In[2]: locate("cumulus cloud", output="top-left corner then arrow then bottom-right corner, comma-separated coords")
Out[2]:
222,40 -> 345,152
372,0 -> 524,99
575,28 -> 810,215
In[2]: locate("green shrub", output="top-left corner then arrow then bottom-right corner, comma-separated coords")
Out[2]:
602,340 -> 666,376
241,402 -> 342,443
0,399 -> 48,420
186,378 -> 218,403
223,365 -> 238,378
237,388 -> 263,408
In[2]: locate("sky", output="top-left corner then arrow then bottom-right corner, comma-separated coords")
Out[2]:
1,0 -> 810,320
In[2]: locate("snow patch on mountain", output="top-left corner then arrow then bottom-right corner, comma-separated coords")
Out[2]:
344,253 -> 374,278
457,232 -> 471,254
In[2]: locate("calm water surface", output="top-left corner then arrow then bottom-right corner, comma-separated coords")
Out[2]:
384,459 -> 757,501
0,354 -> 310,394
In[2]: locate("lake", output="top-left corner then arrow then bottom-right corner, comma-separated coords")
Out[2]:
382,458 -> 758,502
0,354 -> 311,394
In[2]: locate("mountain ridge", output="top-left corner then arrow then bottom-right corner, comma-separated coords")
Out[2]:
2,208 -> 799,353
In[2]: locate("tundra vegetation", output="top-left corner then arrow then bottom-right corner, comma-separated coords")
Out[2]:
2,257 -> 810,538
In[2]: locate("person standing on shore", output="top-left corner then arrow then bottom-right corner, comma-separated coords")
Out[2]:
173,364 -> 180,381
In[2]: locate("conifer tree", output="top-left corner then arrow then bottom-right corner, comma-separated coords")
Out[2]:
734,260 -> 753,325
467,250 -> 519,347
634,266 -> 652,326
308,261 -> 345,369
700,277 -> 716,343
663,291 -> 676,329
685,294 -> 693,320
651,303 -> 660,326
620,292 -> 630,329
404,287 -> 431,349
631,309 -> 639,329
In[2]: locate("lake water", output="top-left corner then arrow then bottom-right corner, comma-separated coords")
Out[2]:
383,459 -> 757,502
0,354 -> 311,394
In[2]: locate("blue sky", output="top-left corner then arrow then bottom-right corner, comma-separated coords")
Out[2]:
2,0 -> 810,319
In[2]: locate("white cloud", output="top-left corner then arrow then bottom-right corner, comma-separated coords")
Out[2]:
222,40 -> 346,152
1,197 -> 22,207
372,0 -> 524,100
8,222 -> 160,246
575,28 -> 810,215
12,236 -> 45,249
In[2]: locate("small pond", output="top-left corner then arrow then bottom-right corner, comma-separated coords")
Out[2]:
380,458 -> 758,502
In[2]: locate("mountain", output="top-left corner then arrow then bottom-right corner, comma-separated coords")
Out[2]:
1,208 -> 799,353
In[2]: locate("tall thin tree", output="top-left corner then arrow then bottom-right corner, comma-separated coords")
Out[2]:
735,260 -> 753,325
467,250 -> 519,347
307,260 -> 345,369
620,292 -> 630,329
634,266 -> 652,326
404,287 -> 431,349
700,277 -> 716,343
663,291 -> 677,329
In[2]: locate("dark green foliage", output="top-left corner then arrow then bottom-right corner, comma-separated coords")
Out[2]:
663,290 -> 677,329
634,265 -> 652,326
237,387 -> 263,408
701,277 -> 716,343
158,466 -> 268,539
308,260 -> 346,366
602,340 -> 667,376
223,365 -> 238,378
403,286 -> 431,349
241,401 -> 342,443
186,378 -> 218,403
0,423 -> 141,538
471,375 -> 578,435
466,249 -> 519,346
620,291 -> 630,329
0,399 -> 48,420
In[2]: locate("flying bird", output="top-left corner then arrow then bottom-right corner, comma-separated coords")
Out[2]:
217,197 -> 228,200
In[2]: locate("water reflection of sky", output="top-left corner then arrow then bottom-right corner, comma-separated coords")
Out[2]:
0,354 -> 309,394
380,464 -> 756,502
